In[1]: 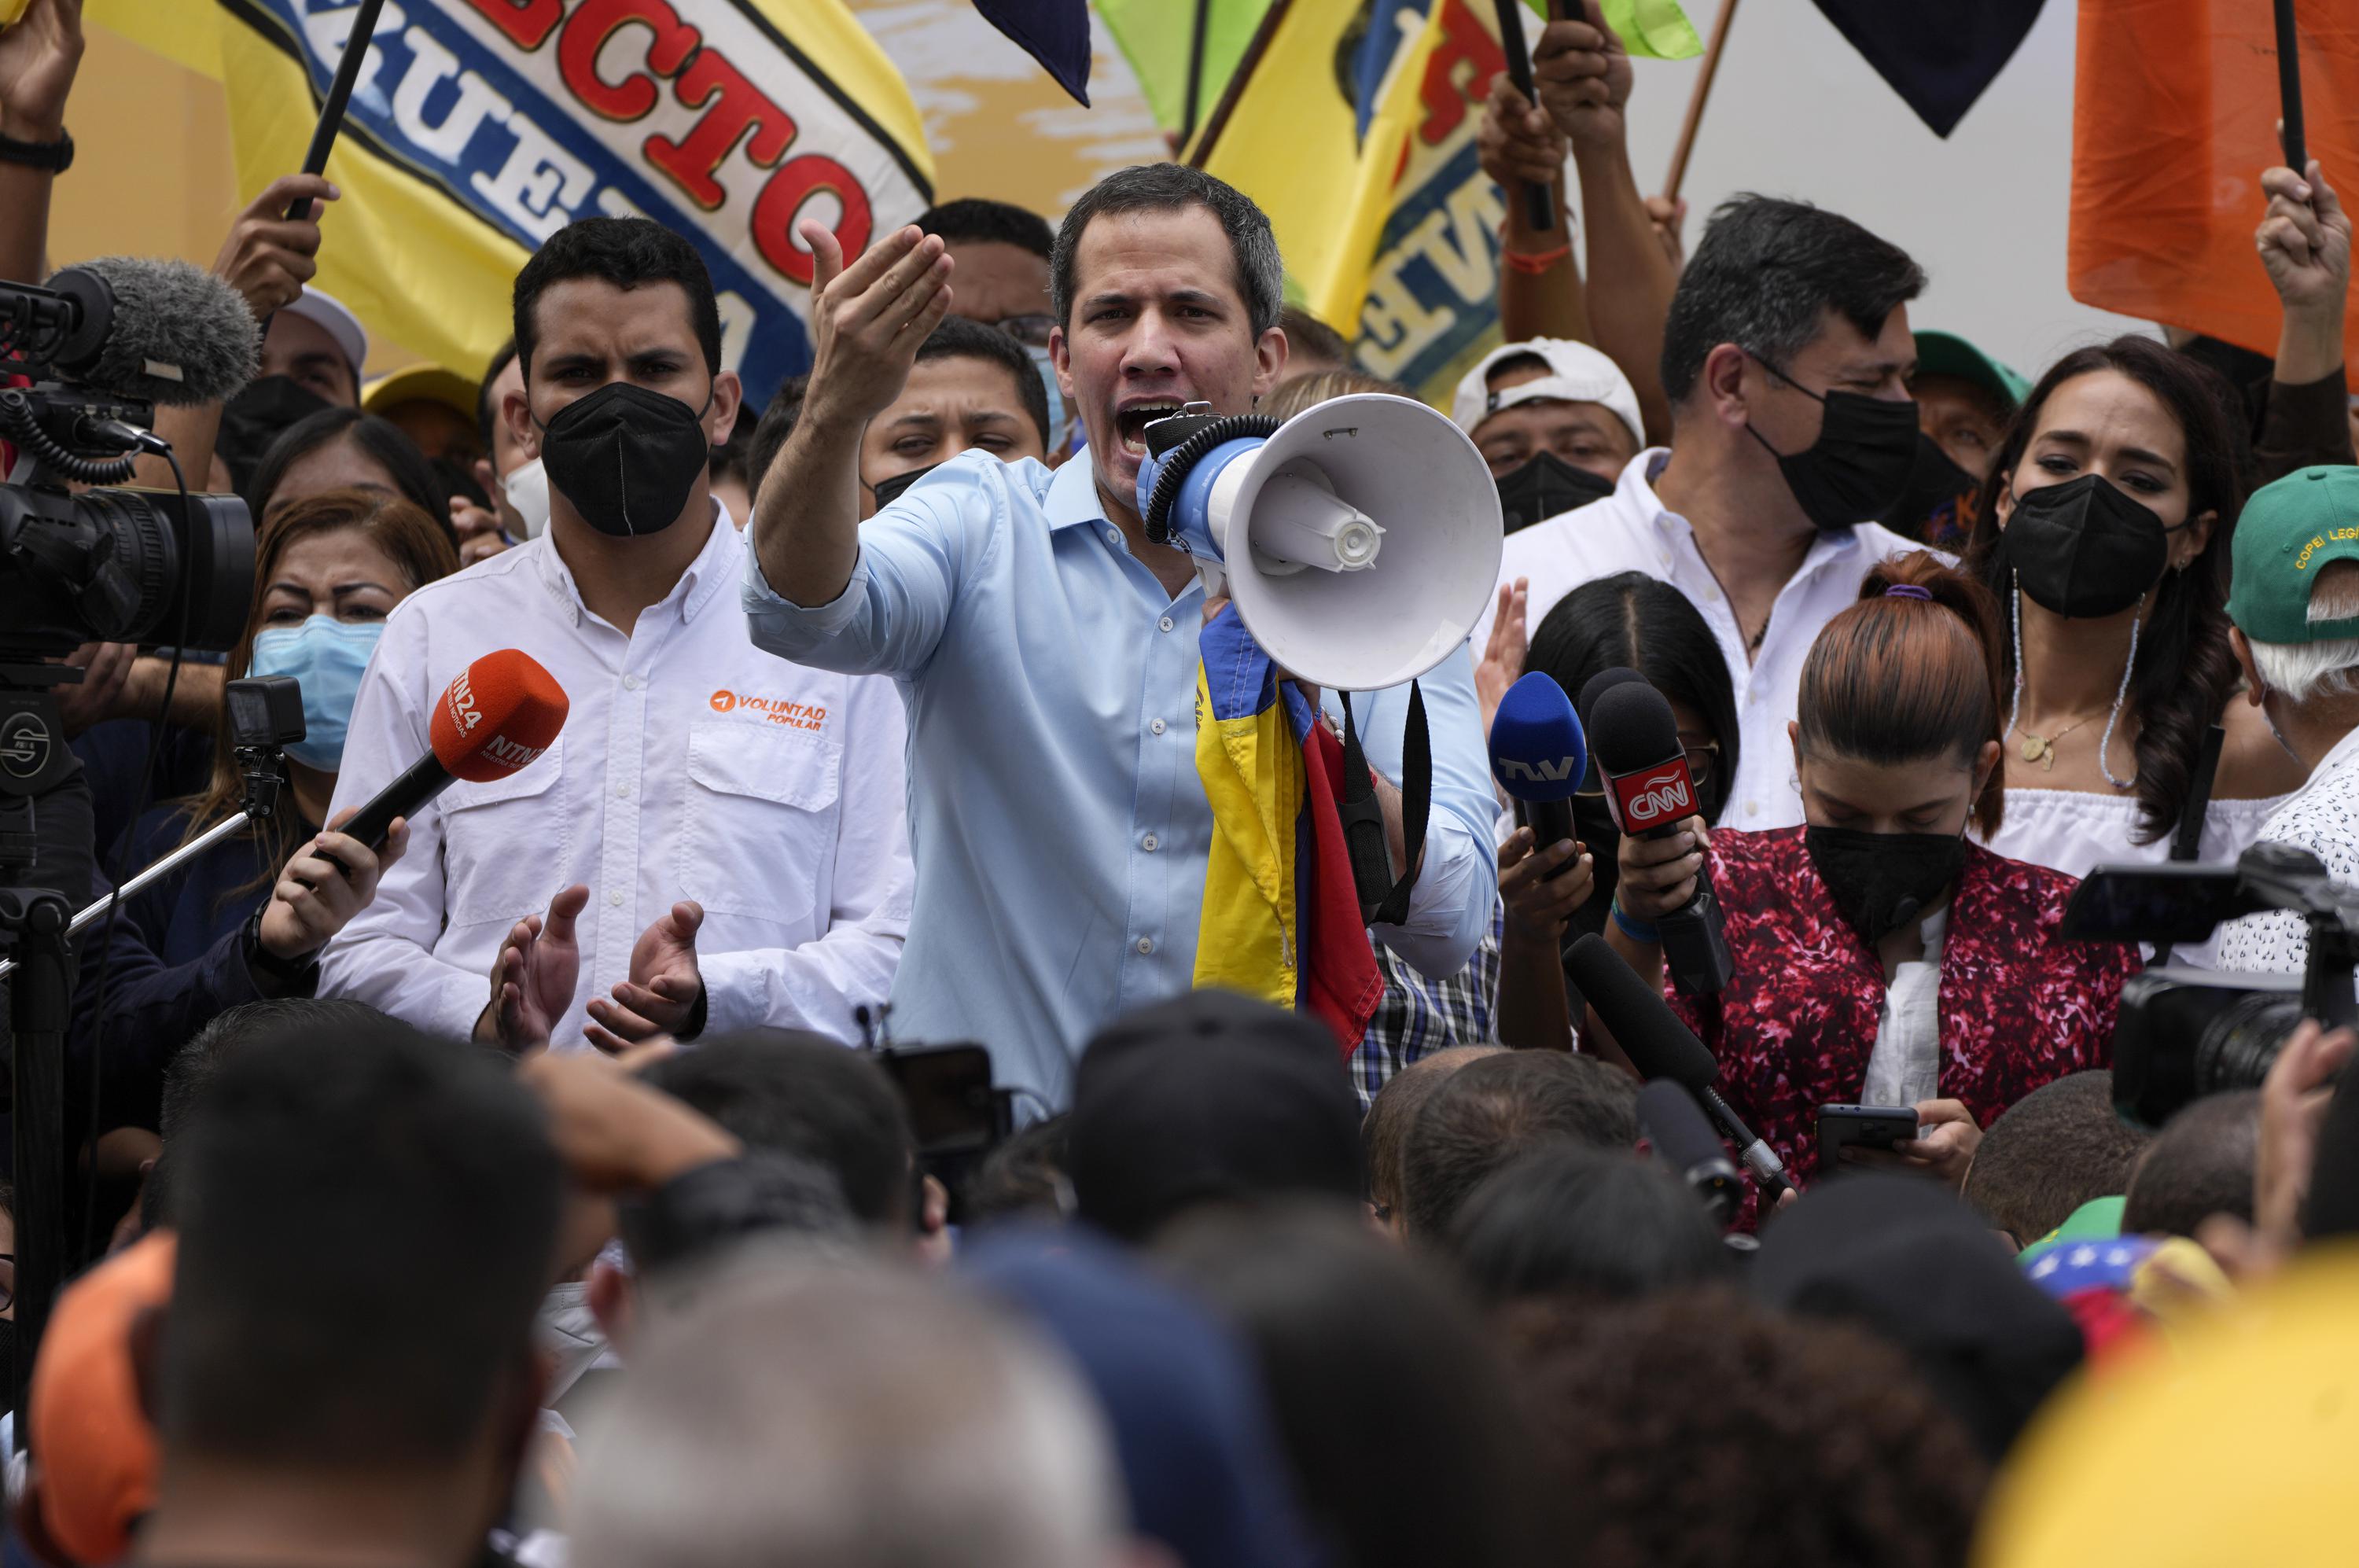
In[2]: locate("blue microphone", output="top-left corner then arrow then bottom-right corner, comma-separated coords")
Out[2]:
1489,671 -> 1587,860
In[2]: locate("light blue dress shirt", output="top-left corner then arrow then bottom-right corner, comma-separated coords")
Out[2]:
743,449 -> 1498,1112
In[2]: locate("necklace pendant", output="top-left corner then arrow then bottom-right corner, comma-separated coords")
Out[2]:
2021,735 -> 2048,765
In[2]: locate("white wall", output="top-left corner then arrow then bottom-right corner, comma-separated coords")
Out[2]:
1599,0 -> 2155,383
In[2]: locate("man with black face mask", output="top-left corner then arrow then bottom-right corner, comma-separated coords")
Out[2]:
1472,196 -> 1933,832
320,218 -> 913,1056
1451,338 -> 1643,532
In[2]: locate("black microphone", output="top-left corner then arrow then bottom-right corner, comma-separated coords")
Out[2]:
1637,1079 -> 1740,1227
35,256 -> 261,406
1564,933 -> 1790,1197
1586,679 -> 1734,995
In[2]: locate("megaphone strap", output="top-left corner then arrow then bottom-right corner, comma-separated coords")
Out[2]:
1140,413 -> 1280,545
1336,685 -> 1432,928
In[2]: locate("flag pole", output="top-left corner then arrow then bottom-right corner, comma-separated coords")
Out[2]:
1186,0 -> 1294,166
1182,0 -> 1212,149
1492,0 -> 1559,230
283,0 -> 389,219
1663,0 -> 1738,204
2274,0 -> 2306,173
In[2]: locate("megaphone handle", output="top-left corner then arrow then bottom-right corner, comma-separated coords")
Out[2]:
1338,686 -> 1432,927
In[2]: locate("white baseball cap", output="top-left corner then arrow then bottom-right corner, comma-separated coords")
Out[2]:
1451,337 -> 1643,451
279,285 -> 370,385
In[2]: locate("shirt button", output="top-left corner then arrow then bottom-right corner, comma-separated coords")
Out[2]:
1158,616 -> 1175,632
1143,834 -> 1160,852
1135,937 -> 1154,955
1745,801 -> 1759,816
1107,528 -> 1123,547
622,674 -> 643,691
608,890 -> 624,907
1150,718 -> 1167,735
615,782 -> 631,799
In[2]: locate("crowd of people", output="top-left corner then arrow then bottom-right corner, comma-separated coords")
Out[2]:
6,0 -> 2359,1562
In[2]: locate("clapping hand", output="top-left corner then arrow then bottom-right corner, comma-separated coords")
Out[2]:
586,900 -> 706,1055
481,883 -> 589,1052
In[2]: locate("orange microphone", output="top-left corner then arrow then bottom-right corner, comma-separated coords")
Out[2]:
341,650 -> 568,849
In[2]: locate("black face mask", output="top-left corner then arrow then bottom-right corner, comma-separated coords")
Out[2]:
535,381 -> 713,537
1747,374 -> 1921,533
870,462 -> 940,510
1890,433 -> 1982,552
219,374 -> 333,498
1805,823 -> 1967,944
1998,473 -> 2181,620
1496,451 -> 1616,532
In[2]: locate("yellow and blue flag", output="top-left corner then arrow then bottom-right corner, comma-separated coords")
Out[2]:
1193,606 -> 1382,1053
88,0 -> 934,399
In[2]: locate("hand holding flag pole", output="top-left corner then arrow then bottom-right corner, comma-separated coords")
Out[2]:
1492,0 -> 1560,230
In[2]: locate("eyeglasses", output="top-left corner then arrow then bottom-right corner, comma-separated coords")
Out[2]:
1574,737 -> 1720,797
994,314 -> 1058,350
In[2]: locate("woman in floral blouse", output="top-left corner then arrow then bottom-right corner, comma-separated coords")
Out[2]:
1604,552 -> 2140,1199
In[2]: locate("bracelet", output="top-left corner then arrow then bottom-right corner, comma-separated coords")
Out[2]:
1610,897 -> 1660,944
241,903 -> 320,992
1503,243 -> 1573,275
0,127 -> 73,173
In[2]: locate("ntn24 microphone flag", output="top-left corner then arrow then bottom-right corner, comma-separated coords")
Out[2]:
90,0 -> 933,403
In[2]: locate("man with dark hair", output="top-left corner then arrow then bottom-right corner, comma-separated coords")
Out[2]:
1398,1051 -> 1636,1239
2122,1090 -> 2262,1238
1474,195 -> 1930,830
748,166 -> 1497,1113
324,216 -> 911,1056
1275,305 -> 1349,380
1962,1071 -> 2151,1249
138,1021 -> 562,1568
854,317 -> 1054,517
916,197 -> 1069,455
1360,1043 -> 1503,1233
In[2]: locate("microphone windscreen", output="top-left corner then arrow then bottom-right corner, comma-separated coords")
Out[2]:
429,650 -> 569,783
1587,676 -> 1683,772
1562,933 -> 1720,1090
49,257 -> 260,406
1488,671 -> 1587,802
1637,1079 -> 1726,1169
1577,665 -> 1646,728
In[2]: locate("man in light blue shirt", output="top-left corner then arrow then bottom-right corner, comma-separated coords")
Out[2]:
744,165 -> 1496,1111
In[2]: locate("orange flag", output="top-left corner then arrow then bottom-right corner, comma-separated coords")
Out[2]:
2069,0 -> 2359,360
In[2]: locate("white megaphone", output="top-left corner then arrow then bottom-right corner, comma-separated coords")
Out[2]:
1133,394 -> 1503,691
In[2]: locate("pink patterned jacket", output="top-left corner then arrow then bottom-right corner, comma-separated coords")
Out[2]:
1666,826 -> 2140,1195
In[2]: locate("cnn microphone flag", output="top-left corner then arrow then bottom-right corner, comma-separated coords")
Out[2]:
87,0 -> 936,399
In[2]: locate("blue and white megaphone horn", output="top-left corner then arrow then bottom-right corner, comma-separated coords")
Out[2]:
1133,394 -> 1503,692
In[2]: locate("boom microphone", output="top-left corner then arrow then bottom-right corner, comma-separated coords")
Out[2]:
1586,678 -> 1734,995
1563,933 -> 1790,1197
29,258 -> 261,406
1489,671 -> 1585,857
1636,1079 -> 1740,1226
340,650 -> 569,850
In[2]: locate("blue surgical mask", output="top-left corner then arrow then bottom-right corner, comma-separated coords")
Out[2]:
247,615 -> 385,771
1022,342 -> 1073,455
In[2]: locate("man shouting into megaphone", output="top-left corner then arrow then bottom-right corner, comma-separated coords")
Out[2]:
745,165 -> 1498,1114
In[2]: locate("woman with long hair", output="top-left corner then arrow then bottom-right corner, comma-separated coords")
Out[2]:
1608,554 -> 2139,1208
1964,337 -> 2305,890
73,489 -> 459,1134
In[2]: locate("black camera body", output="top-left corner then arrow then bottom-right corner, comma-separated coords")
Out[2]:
2063,842 -> 2359,1127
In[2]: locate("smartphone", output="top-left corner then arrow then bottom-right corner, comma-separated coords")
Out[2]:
1817,1104 -> 1922,1169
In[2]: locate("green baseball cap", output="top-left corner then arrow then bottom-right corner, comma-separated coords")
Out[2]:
1913,330 -> 2033,410
2228,465 -> 2359,644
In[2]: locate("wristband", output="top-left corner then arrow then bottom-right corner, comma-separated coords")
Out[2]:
1609,897 -> 1660,944
1503,243 -> 1573,275
241,903 -> 320,993
0,128 -> 73,172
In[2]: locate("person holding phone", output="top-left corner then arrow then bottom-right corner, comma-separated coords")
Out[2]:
1605,554 -> 2140,1197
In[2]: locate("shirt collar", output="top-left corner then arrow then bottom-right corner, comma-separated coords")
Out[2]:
2302,723 -> 2359,790
1636,449 -> 1864,573
1045,447 -> 1116,532
527,502 -> 730,627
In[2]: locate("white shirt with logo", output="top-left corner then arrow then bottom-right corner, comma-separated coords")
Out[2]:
1470,449 -> 1930,831
321,504 -> 913,1047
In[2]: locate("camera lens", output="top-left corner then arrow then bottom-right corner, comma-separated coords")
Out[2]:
2194,992 -> 2306,1094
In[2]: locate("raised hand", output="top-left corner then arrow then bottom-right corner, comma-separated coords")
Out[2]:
797,222 -> 955,432
2257,160 -> 2351,322
212,171 -> 340,322
586,900 -> 705,1055
1476,577 -> 1529,735
1500,826 -> 1595,940
1477,75 -> 1568,193
1532,0 -> 1634,154
0,0 -> 84,141
481,883 -> 589,1052
256,808 -> 410,966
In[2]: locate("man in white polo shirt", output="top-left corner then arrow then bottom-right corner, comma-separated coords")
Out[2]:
322,218 -> 911,1051
1473,196 -> 1931,830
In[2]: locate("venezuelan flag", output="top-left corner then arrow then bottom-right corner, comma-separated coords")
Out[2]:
1193,606 -> 1382,1055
